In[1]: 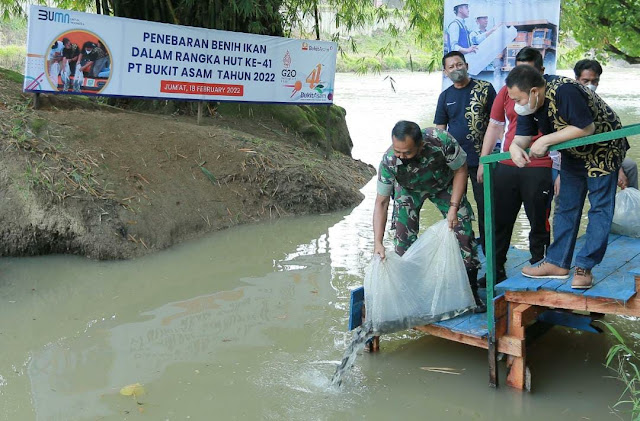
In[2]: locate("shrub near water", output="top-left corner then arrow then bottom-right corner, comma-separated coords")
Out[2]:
603,322 -> 640,419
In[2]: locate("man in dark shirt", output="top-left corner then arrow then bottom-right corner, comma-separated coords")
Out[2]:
573,59 -> 638,190
74,41 -> 99,92
506,65 -> 628,289
435,51 -> 496,253
61,38 -> 79,91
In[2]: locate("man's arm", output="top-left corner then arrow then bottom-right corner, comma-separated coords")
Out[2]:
436,124 -> 447,131
477,122 -> 504,182
530,123 -> 596,158
373,194 -> 390,258
448,163 -> 469,229
509,135 -> 534,167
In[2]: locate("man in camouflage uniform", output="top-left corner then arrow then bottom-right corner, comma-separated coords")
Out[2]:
373,120 -> 485,312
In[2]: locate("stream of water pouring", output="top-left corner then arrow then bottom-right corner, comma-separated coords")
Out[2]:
330,321 -> 374,387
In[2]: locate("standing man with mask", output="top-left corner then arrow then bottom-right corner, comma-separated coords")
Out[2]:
507,65 -> 628,289
573,59 -> 637,190
373,120 -> 485,312
435,51 -> 496,254
476,47 -> 552,286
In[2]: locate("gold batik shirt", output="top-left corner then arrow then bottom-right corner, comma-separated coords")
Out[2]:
545,76 -> 628,177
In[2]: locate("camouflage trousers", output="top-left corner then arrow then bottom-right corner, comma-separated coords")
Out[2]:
392,185 -> 481,270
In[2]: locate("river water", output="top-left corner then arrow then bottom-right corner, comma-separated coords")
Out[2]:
2,69 -> 640,420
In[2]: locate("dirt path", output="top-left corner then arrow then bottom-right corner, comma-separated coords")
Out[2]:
0,69 -> 374,259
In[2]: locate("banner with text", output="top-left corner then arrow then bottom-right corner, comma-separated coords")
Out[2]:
24,6 -> 337,104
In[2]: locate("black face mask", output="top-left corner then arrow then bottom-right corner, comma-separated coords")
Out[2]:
401,154 -> 421,165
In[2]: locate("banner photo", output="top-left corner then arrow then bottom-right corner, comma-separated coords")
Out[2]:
442,0 -> 560,91
24,6 -> 337,105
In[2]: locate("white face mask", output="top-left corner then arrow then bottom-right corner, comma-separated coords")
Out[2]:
586,83 -> 597,92
514,89 -> 539,116
85,49 -> 92,54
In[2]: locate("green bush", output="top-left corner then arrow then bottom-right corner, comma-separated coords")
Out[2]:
383,56 -> 406,70
0,45 -> 25,73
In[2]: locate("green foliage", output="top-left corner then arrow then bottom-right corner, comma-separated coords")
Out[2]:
5,1 -> 639,67
0,66 -> 23,83
562,0 -> 640,64
0,45 -> 26,73
602,321 -> 640,420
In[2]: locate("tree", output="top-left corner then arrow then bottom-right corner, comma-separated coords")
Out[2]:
562,0 -> 640,64
10,1 -> 640,67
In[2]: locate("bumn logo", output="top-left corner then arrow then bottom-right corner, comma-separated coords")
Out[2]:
38,9 -> 70,23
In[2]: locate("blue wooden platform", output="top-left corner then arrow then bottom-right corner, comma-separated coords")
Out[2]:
433,311 -> 489,338
496,234 -> 640,303
349,233 -> 640,341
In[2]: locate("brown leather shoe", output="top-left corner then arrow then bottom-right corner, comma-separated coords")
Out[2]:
521,261 -> 570,279
571,267 -> 593,289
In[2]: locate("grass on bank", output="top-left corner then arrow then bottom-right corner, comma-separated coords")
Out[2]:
603,322 -> 640,420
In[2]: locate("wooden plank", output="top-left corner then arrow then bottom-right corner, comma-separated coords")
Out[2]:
496,273 -> 548,293
494,294 -> 507,317
496,312 -> 508,338
416,324 -> 522,356
499,335 -> 524,358
416,324 -> 489,349
478,247 -> 531,279
348,286 -> 364,330
555,235 -> 640,295
434,312 -> 472,330
510,303 -> 544,338
506,290 -> 588,311
507,356 -> 526,390
538,278 -> 568,292
583,270 -> 637,302
448,313 -> 488,337
506,289 -> 640,317
585,296 -> 640,317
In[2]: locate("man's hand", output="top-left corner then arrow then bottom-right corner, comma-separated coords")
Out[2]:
461,46 -> 478,54
447,206 -> 459,230
530,137 -> 549,159
373,242 -> 386,260
509,143 -> 531,168
554,174 -> 561,197
477,165 -> 484,184
618,168 -> 628,189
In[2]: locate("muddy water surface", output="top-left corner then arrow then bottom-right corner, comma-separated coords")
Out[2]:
2,69 -> 640,420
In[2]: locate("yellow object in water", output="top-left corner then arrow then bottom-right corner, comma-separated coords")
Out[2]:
120,383 -> 145,397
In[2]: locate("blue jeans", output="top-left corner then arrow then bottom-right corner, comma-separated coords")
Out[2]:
545,169 -> 618,270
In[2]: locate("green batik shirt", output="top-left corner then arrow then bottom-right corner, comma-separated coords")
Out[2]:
377,128 -> 467,196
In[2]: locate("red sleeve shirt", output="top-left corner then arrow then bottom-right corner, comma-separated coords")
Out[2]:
490,86 -> 550,168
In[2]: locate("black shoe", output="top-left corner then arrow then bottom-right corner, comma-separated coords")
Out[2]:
471,287 -> 487,313
477,270 -> 506,289
473,302 -> 487,313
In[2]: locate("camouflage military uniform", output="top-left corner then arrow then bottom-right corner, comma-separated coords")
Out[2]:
377,127 -> 480,270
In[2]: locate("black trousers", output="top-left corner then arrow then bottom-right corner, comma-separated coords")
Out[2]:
468,166 -> 485,254
493,163 -> 552,270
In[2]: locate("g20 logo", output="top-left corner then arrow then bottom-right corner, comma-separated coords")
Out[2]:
281,69 -> 297,78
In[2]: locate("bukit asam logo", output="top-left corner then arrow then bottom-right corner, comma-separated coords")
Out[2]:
283,63 -> 333,102
301,42 -> 331,52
